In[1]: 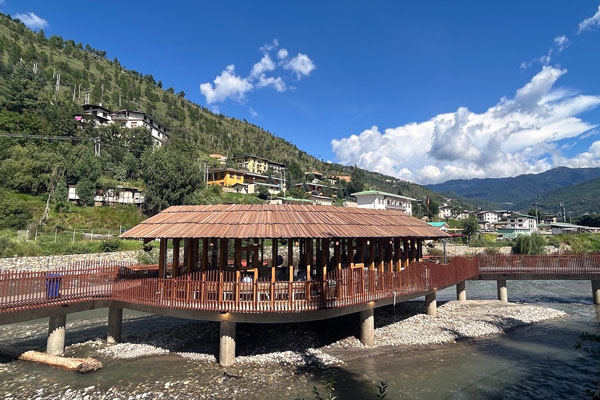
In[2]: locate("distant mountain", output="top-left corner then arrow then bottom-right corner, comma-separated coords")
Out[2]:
426,167 -> 600,210
516,177 -> 600,216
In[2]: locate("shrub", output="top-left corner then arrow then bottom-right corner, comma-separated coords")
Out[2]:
100,238 -> 120,252
512,234 -> 545,255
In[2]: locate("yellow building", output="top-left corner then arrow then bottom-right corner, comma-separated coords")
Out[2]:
233,155 -> 286,175
207,168 -> 245,187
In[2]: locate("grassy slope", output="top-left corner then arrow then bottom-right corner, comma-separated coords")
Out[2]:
522,177 -> 600,216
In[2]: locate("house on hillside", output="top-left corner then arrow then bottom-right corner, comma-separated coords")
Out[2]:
209,154 -> 227,165
308,194 -> 333,206
438,205 -> 453,219
233,154 -> 286,175
549,222 -> 600,235
477,211 -> 499,231
68,185 -> 145,207
208,168 -> 284,195
455,211 -> 471,220
82,104 -> 168,146
352,190 -> 415,215
296,182 -> 338,196
506,213 -> 538,232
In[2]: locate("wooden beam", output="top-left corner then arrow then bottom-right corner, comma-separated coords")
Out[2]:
143,238 -> 154,245
334,239 -> 341,271
172,239 -> 180,278
158,238 -> 167,278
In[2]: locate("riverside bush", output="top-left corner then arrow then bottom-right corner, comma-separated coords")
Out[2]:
512,234 -> 545,255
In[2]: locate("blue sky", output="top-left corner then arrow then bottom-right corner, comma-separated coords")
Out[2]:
5,1 -> 600,183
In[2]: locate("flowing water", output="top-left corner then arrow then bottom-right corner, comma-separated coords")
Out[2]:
0,280 -> 599,400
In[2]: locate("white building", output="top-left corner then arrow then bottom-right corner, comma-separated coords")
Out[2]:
506,213 -> 538,232
438,205 -> 453,219
456,211 -> 471,220
477,211 -> 499,224
68,185 -> 144,207
352,190 -> 415,215
111,109 -> 168,146
82,105 -> 168,146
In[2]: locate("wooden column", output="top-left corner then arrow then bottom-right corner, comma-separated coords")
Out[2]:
183,239 -> 191,273
402,239 -> 409,268
377,238 -> 384,272
334,239 -> 341,271
271,239 -> 278,307
417,239 -> 423,261
322,238 -> 329,278
158,238 -> 167,278
348,238 -> 354,268
234,239 -> 241,305
172,239 -> 180,278
411,238 -> 418,262
305,239 -> 312,281
368,239 -> 375,270
201,239 -> 209,271
288,240 -> 294,282
218,239 -> 228,270
394,238 -> 401,271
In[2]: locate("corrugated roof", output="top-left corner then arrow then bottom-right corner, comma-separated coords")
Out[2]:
120,204 -> 450,239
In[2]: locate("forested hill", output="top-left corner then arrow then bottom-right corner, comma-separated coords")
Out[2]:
516,177 -> 600,216
426,167 -> 600,209
0,12 -> 461,213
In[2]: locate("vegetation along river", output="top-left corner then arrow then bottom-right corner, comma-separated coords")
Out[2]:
0,280 -> 598,399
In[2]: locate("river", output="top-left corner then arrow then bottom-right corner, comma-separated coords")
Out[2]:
1,279 -> 599,399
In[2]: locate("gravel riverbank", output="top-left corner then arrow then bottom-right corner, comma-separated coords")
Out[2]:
0,300 -> 567,400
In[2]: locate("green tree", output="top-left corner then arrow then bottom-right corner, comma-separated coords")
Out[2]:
348,166 -> 365,194
512,234 -> 545,255
461,215 -> 479,244
141,146 -> 202,213
257,185 -> 270,200
53,178 -> 68,211
76,178 -> 96,206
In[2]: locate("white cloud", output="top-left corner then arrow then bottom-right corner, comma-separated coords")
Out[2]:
331,66 -> 600,184
578,4 -> 600,33
521,35 -> 570,69
200,40 -> 314,104
277,48 -> 288,60
284,53 -> 316,79
250,54 -> 276,78
249,107 -> 258,117
199,65 -> 252,104
14,12 -> 48,30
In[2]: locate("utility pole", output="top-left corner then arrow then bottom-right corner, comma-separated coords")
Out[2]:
534,202 -> 539,224
560,202 -> 566,222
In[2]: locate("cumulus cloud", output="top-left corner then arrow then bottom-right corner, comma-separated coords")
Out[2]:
14,11 -> 48,30
578,4 -> 600,33
284,53 -> 316,79
199,65 -> 252,104
331,66 -> 600,184
200,40 -> 314,105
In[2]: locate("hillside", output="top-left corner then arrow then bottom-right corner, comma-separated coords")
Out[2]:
0,12 -> 465,214
426,167 -> 600,210
518,177 -> 600,216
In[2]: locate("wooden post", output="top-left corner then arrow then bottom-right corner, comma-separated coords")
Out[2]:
368,239 -> 375,270
183,239 -> 191,273
172,239 -> 180,278
305,238 -> 312,281
288,240 -> 294,282
417,239 -> 423,261
402,239 -> 409,268
271,239 -> 278,307
334,239 -> 341,270
322,238 -> 329,278
394,238 -> 401,271
378,238 -> 384,272
158,238 -> 167,278
348,238 -> 354,268
234,239 -> 241,305
201,239 -> 209,271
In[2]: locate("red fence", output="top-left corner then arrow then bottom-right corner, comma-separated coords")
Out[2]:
477,254 -> 600,275
0,257 -> 478,314
2,255 -> 599,315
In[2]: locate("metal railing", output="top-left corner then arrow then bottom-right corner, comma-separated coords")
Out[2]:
477,254 -> 600,275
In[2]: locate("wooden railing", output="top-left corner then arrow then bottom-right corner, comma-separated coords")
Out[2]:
2,254 -> 600,315
0,257 -> 478,314
477,254 -> 600,275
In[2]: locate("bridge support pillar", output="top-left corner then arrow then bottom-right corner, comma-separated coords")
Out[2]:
592,280 -> 600,305
425,292 -> 437,317
107,306 -> 123,344
456,281 -> 466,302
47,314 -> 66,356
497,279 -> 508,302
359,308 -> 374,347
219,321 -> 236,367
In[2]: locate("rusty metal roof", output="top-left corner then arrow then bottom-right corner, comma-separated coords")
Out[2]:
120,204 -> 451,239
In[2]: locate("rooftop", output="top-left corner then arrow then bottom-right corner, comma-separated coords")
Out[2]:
232,154 -> 286,167
351,190 -> 416,201
120,204 -> 450,239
